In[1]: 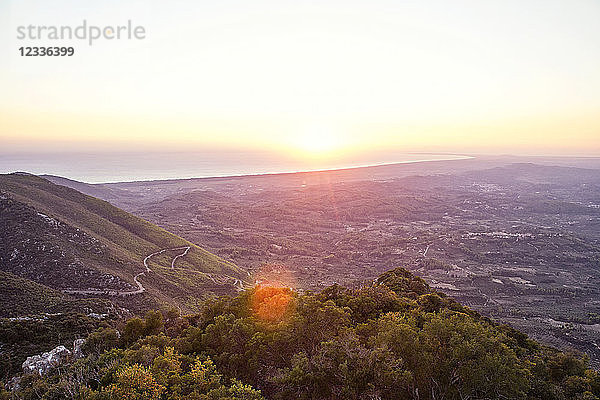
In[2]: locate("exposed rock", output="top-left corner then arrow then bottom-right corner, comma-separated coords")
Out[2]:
22,345 -> 71,375
73,338 -> 86,359
87,312 -> 108,319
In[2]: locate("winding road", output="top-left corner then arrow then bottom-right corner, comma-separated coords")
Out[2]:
63,245 -> 246,296
170,246 -> 190,269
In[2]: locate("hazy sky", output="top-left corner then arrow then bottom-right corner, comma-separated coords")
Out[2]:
1,0 -> 599,157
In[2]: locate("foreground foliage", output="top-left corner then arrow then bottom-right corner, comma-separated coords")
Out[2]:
2,268 -> 599,399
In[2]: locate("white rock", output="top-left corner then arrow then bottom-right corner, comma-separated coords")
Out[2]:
87,312 -> 108,319
73,338 -> 86,359
22,345 -> 71,375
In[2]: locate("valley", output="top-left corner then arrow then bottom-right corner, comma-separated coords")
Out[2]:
46,157 -> 600,366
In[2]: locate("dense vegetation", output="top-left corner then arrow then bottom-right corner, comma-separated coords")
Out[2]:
2,268 -> 598,399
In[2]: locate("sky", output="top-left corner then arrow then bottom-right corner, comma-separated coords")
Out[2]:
1,0 -> 599,158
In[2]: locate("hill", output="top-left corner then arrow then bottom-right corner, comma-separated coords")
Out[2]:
3,268 -> 599,399
0,173 -> 249,315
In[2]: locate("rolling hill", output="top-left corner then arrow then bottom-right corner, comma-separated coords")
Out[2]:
0,173 -> 249,315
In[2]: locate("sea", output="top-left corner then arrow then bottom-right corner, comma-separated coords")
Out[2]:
0,151 -> 471,183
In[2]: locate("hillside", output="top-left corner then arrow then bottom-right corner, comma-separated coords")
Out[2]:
0,270 -> 118,318
0,173 -> 249,314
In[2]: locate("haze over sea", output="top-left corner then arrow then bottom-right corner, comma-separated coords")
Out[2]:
0,151 -> 470,183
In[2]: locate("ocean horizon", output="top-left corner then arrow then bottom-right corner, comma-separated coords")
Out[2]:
0,151 -> 471,184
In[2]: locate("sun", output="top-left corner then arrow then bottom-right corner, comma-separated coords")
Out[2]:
294,124 -> 340,155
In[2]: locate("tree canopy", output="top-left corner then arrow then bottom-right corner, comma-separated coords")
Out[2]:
3,268 -> 599,400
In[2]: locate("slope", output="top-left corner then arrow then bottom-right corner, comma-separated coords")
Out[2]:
0,173 -> 249,313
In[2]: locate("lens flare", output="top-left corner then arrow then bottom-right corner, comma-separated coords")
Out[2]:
250,286 -> 294,323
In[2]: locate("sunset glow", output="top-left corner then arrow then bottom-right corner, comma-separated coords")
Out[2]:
1,1 -> 599,157
2,1 -> 600,396
294,124 -> 342,155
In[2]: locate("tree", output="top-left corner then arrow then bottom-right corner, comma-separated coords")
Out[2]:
105,364 -> 165,399
122,318 -> 145,346
84,327 -> 120,355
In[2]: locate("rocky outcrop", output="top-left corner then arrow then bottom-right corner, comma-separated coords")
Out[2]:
22,345 -> 71,375
73,338 -> 86,359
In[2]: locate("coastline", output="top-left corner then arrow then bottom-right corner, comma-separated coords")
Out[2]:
1,153 -> 473,184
